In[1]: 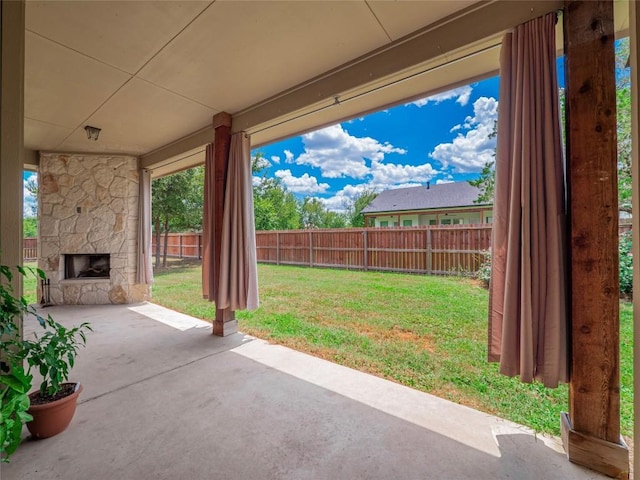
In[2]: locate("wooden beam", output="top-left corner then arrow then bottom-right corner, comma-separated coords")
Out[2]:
563,1 -> 629,477
0,0 -> 25,279
211,112 -> 237,337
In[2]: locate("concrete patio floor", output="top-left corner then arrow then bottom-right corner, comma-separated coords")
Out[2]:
4,303 -> 608,480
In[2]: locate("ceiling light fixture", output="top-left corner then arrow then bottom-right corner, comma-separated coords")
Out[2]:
84,125 -> 101,141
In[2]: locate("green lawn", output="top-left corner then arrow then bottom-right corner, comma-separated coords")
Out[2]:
150,260 -> 633,439
22,262 -> 39,304
22,259 -> 631,438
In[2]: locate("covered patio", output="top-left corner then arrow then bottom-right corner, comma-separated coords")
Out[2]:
0,0 -> 638,478
5,303 -> 608,479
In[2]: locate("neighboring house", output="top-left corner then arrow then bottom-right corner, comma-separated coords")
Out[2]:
362,182 -> 493,227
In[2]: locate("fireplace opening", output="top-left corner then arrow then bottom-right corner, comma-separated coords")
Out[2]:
64,254 -> 110,279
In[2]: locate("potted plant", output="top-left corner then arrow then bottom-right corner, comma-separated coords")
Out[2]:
0,264 -> 91,461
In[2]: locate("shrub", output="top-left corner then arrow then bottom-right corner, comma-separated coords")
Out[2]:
619,229 -> 633,297
476,249 -> 491,287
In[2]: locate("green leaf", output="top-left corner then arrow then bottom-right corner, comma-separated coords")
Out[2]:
0,376 -> 24,393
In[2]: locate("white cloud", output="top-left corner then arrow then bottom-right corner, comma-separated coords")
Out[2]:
23,173 -> 37,217
284,150 -> 294,163
409,85 -> 473,108
369,161 -> 438,189
319,183 -> 373,213
294,124 -> 406,179
436,179 -> 454,185
274,169 -> 329,194
429,96 -> 498,172
270,155 -> 281,164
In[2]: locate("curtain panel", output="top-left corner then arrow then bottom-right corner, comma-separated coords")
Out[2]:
217,133 -> 259,310
202,143 -> 216,300
136,168 -> 153,285
202,136 -> 259,310
488,12 -> 568,388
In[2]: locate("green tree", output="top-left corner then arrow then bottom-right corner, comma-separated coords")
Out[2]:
169,166 -> 204,232
252,153 -> 301,230
346,189 -> 378,227
468,120 -> 496,204
24,174 -> 38,217
615,38 -> 631,214
469,160 -> 495,204
152,168 -> 202,268
23,218 -> 37,237
299,197 -> 325,228
299,197 -> 347,228
323,211 -> 348,228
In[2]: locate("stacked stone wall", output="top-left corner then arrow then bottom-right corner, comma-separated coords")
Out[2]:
38,153 -> 149,304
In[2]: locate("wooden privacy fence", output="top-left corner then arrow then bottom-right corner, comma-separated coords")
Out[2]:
24,223 -> 634,274
152,232 -> 203,259
255,225 -> 492,275
24,237 -> 37,260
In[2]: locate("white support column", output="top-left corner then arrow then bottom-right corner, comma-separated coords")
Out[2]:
629,1 -> 640,478
0,0 -> 26,290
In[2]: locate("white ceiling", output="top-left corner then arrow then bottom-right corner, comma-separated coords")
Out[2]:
23,1 -> 630,176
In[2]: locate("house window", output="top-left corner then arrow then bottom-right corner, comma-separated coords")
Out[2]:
379,221 -> 389,227
393,221 -> 399,227
485,216 -> 493,224
440,219 -> 452,225
429,219 -> 436,225
403,219 -> 413,227
453,218 -> 462,225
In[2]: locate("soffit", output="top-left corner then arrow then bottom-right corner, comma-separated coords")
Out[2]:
63,78 -> 219,155
367,0 -> 477,40
25,31 -> 131,129
138,1 -> 390,112
24,0 -> 498,161
25,1 -> 210,74
23,1 -> 630,174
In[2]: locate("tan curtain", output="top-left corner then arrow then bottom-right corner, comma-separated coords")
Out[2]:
217,133 -> 259,310
202,143 -> 215,300
488,12 -> 568,388
136,169 -> 153,285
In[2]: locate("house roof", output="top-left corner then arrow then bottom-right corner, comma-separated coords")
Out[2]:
361,182 -> 490,214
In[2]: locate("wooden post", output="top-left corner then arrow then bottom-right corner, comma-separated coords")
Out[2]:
562,1 -> 629,477
0,1 -> 25,296
426,228 -> 432,274
212,112 -> 236,337
276,232 -> 280,265
308,231 -> 313,267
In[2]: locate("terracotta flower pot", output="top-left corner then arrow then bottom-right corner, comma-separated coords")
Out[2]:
26,383 -> 83,439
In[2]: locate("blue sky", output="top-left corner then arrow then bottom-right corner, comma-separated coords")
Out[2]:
24,54 -> 571,216
252,53 -> 570,213
252,76 -> 501,212
23,75 -> 501,216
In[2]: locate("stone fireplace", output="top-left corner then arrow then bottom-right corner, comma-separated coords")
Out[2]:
38,153 -> 150,305
64,254 -> 111,280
